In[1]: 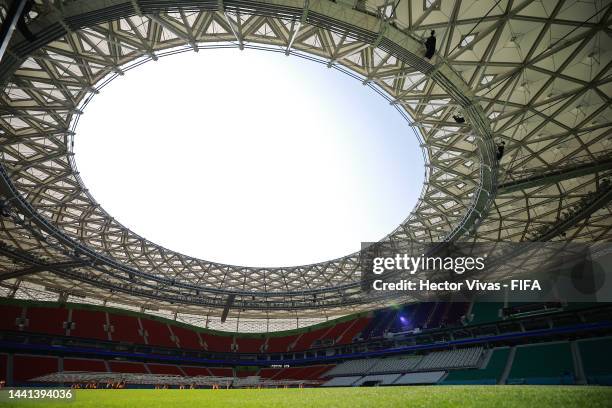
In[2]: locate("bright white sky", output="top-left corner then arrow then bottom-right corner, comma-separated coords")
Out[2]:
74,48 -> 424,267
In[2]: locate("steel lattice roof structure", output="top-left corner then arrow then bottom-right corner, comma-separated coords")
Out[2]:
0,0 -> 610,331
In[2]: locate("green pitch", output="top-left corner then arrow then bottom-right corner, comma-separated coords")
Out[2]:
1,386 -> 612,408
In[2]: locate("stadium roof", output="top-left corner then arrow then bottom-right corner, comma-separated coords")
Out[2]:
0,0 -> 610,331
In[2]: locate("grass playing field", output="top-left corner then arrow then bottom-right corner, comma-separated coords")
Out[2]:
1,386 -> 612,408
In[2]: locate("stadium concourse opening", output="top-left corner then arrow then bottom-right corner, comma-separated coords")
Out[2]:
0,0 -> 611,407
73,48 -> 425,267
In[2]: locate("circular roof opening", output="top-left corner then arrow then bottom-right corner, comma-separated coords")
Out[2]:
74,48 -> 424,267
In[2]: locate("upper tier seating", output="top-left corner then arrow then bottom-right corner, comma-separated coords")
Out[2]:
361,309 -> 396,339
25,307 -> 68,336
107,314 -> 142,343
469,302 -> 503,325
427,303 -> 448,328
69,309 -> 108,340
411,302 -> 436,329
291,327 -> 329,351
388,304 -> 417,333
170,325 -> 203,350
337,317 -> 371,344
315,320 -> 354,346
140,319 -> 175,348
0,305 -> 22,332
0,300 -> 531,358
266,334 -> 298,353
443,302 -> 470,326
200,333 -> 233,353
235,337 -> 265,353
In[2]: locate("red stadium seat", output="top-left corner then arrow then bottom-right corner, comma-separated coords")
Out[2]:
235,370 -> 254,378
269,364 -> 334,380
258,367 -> 282,379
69,309 -> 108,341
147,364 -> 183,375
208,367 -> 233,377
200,333 -> 233,353
63,358 -> 107,372
13,355 -> 58,382
180,366 -> 212,376
235,337 -> 265,353
291,327 -> 328,351
0,305 -> 22,332
140,319 -> 176,348
317,320 -> 353,345
0,354 -> 7,382
337,317 -> 371,344
25,307 -> 68,336
170,325 -> 203,350
267,334 -> 298,353
108,361 -> 147,373
107,314 -> 142,343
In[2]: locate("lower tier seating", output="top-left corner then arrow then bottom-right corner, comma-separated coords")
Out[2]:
108,361 -> 147,373
0,353 -> 7,382
63,358 -> 107,372
147,364 -> 183,375
578,337 -> 612,385
13,355 -> 59,383
352,374 -> 401,386
418,347 -> 482,370
322,376 -> 361,387
325,347 -> 483,377
325,359 -> 378,377
369,356 -> 422,374
180,366 -> 212,376
442,348 -> 510,385
508,342 -> 574,384
394,371 -> 445,385
323,371 -> 446,386
263,365 -> 333,380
